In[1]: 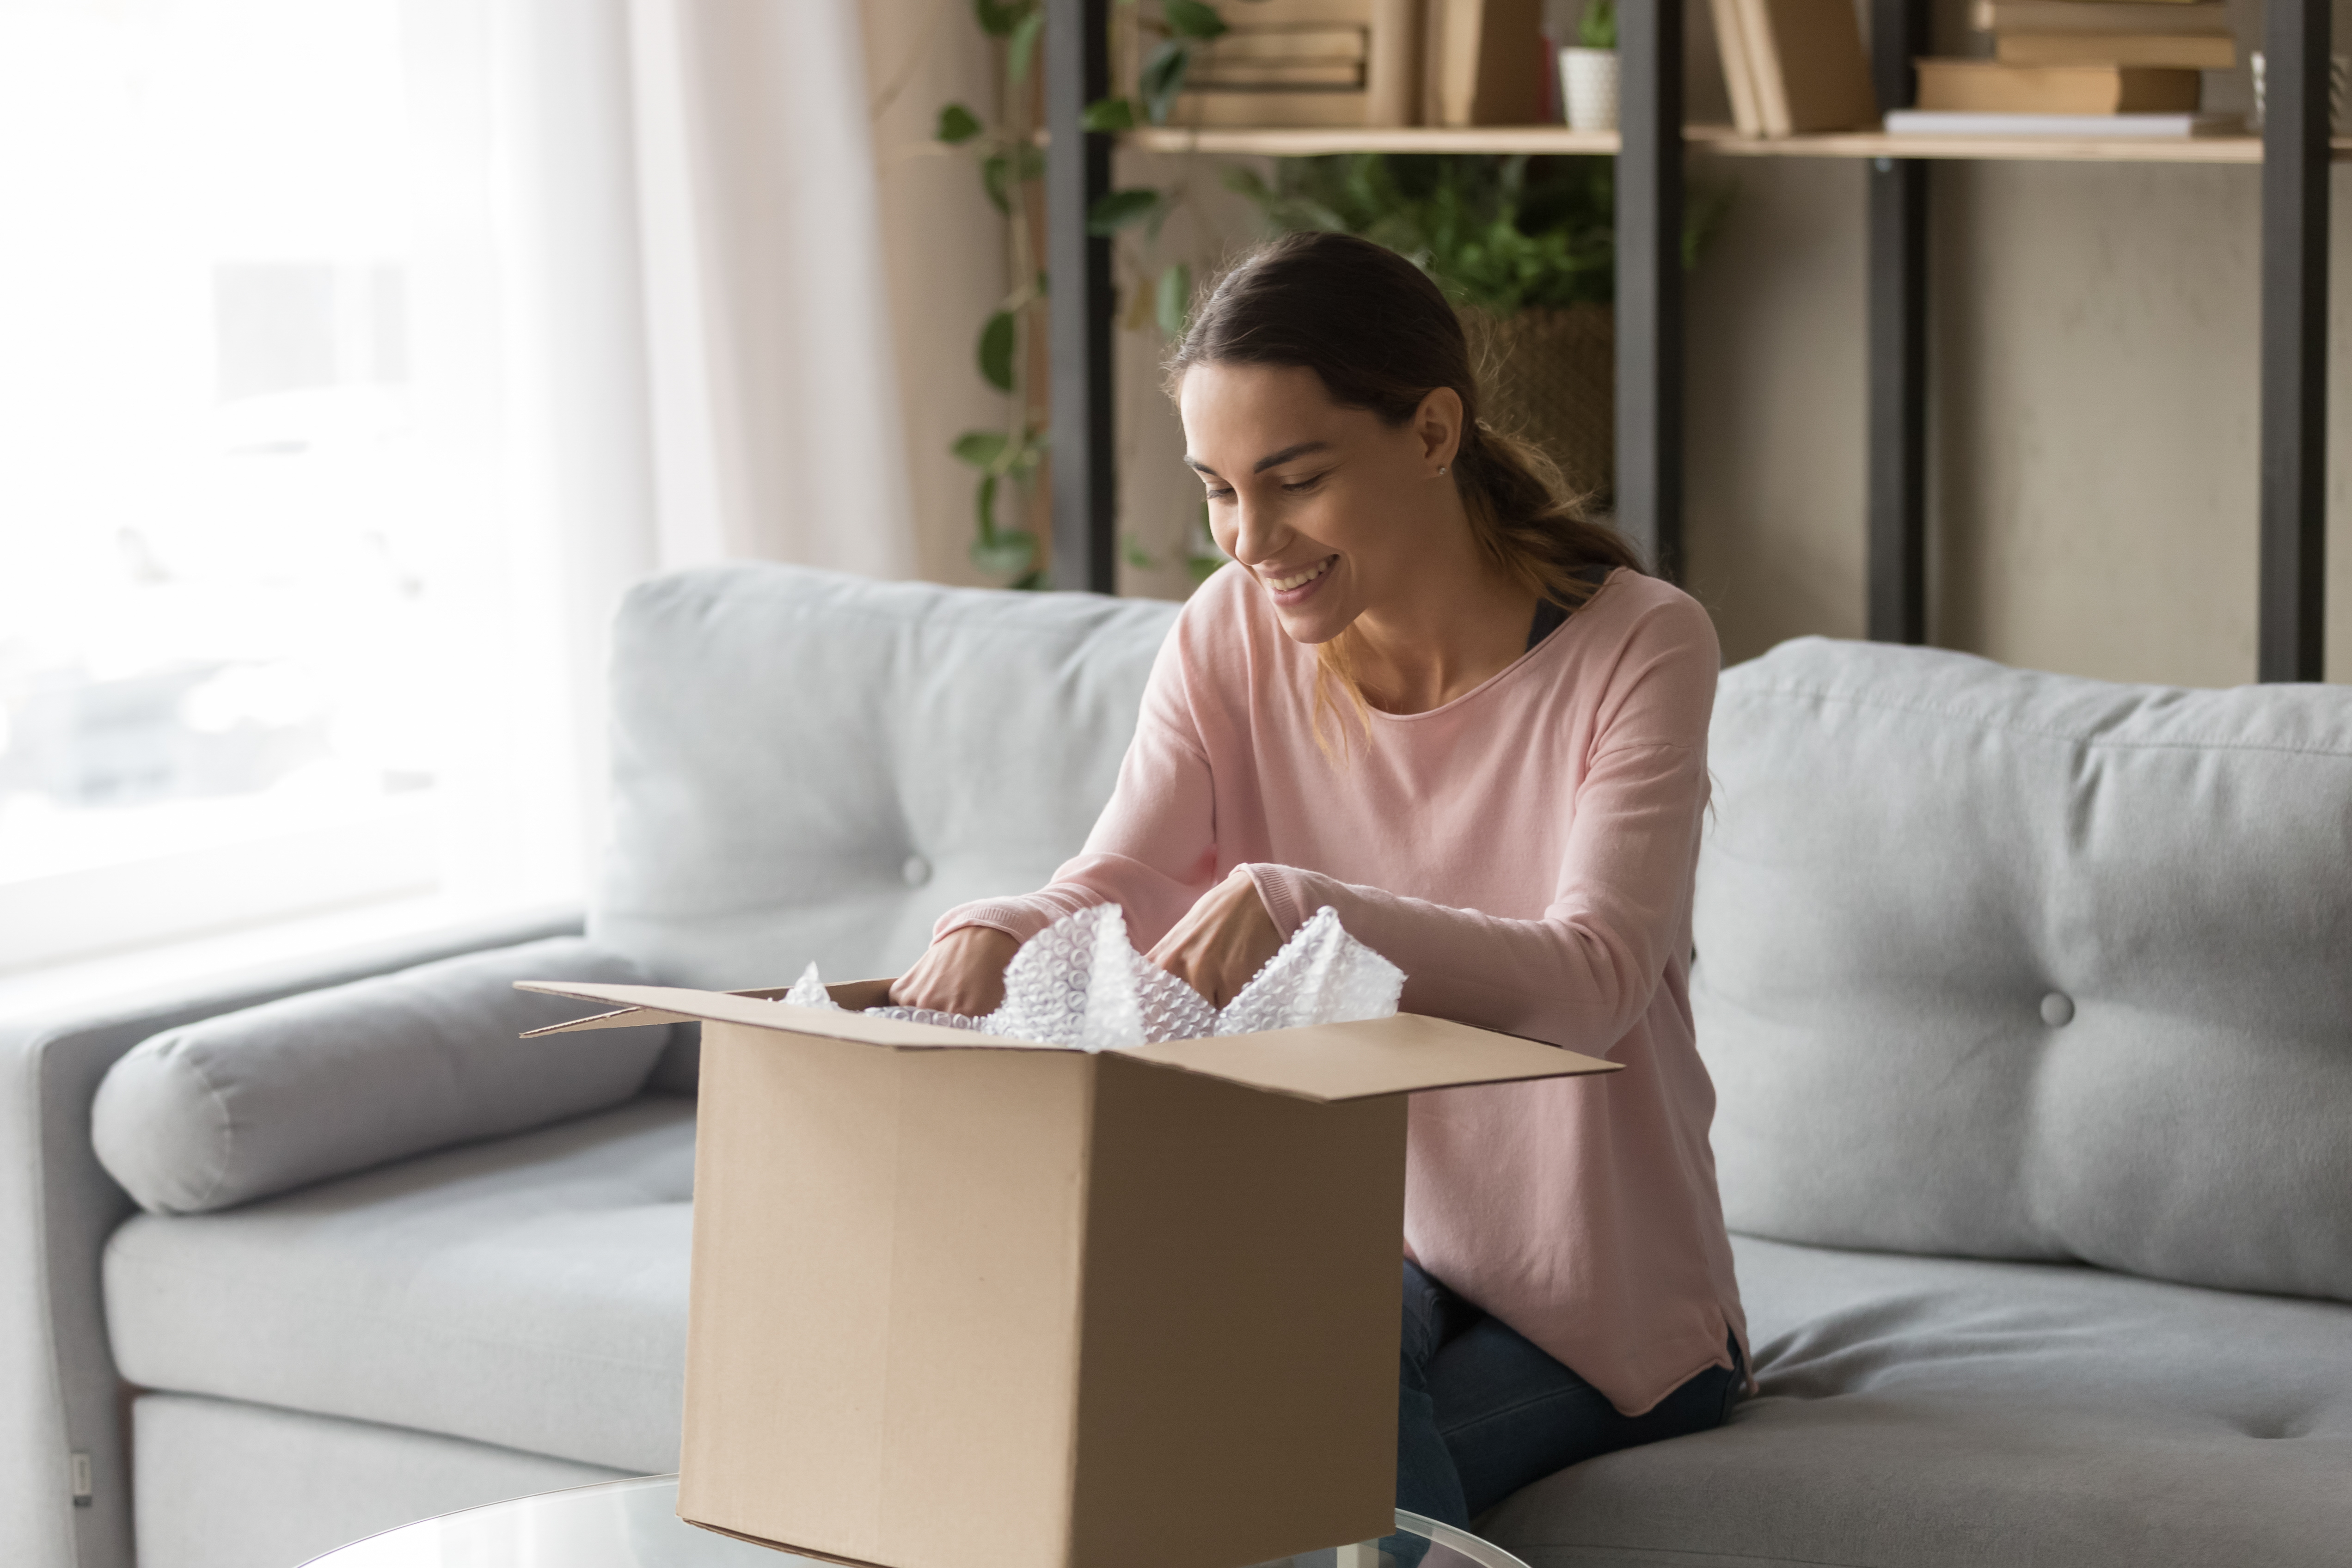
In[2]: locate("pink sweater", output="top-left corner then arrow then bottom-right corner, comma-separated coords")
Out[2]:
939,564 -> 1747,1416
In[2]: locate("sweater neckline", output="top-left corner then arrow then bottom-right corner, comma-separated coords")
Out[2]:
1361,569 -> 1620,725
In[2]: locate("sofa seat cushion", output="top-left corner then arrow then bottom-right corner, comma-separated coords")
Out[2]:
1483,1234 -> 2352,1568
104,1096 -> 692,1476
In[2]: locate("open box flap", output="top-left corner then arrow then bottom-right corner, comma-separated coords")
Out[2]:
516,981 -> 1620,1097
1115,1011 -> 1619,1102
515,983 -> 797,1037
512,980 -> 1076,1052
514,980 -> 882,1038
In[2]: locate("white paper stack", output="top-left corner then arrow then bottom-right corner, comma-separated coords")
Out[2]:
1884,110 -> 2246,138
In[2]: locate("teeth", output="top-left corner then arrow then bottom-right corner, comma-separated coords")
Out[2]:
1268,557 -> 1332,592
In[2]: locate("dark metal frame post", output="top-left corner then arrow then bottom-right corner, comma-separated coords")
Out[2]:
1615,2 -> 1683,578
1866,0 -> 1930,644
2258,0 -> 2329,680
1046,0 -> 1117,593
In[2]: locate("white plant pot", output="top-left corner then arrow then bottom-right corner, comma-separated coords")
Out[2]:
1561,47 -> 1620,132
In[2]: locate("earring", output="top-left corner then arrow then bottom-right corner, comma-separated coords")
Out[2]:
1437,465 -> 1449,477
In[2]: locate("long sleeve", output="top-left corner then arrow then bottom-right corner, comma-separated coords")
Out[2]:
1245,597 -> 1716,1057
1249,743 -> 1704,1057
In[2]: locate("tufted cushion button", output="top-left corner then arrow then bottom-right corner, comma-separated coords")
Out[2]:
901,854 -> 932,888
2040,991 -> 2075,1028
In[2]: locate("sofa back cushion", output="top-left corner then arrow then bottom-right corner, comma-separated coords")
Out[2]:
92,937 -> 668,1214
591,564 -> 1181,1000
1694,637 -> 2352,1302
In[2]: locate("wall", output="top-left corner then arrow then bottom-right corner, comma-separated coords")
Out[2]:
1109,149 -> 1273,600
863,0 -> 1011,588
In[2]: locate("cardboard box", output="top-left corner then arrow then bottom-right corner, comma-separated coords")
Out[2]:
521,978 -> 1618,1568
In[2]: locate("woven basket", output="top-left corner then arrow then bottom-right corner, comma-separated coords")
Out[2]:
1461,304 -> 1614,505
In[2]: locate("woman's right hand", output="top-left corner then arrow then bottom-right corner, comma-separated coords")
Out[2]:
888,925 -> 1020,1017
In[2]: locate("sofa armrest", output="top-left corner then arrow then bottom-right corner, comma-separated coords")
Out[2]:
0,907 -> 581,1568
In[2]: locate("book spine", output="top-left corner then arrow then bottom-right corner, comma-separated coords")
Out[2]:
1913,61 -> 2201,115
1420,0 -> 1448,125
1366,0 -> 1422,125
1711,0 -> 1764,136
1199,26 -> 1368,64
1470,0 -> 1544,125
1992,34 -> 2235,71
1972,1 -> 2231,37
1190,62 -> 1366,86
1537,24 -> 1559,124
1439,0 -> 1481,127
1172,89 -> 1372,126
1739,0 -> 1795,136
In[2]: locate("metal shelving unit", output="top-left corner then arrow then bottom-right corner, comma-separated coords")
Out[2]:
1126,123 -> 2352,162
1044,0 -> 2332,679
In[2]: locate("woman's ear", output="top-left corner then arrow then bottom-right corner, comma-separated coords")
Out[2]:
1413,386 -> 1464,472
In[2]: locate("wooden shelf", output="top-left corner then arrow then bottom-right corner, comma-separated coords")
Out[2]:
1124,122 -> 2352,165
1699,129 -> 2348,164
1122,125 -> 1623,156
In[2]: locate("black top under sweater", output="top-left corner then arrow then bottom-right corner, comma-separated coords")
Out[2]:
1525,562 -> 1617,651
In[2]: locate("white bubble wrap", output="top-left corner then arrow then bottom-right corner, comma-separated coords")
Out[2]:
784,903 -> 1403,1052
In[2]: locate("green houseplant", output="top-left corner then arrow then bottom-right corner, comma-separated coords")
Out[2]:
933,0 -> 1229,587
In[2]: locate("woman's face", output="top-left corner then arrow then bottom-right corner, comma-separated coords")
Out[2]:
1178,361 -> 1458,646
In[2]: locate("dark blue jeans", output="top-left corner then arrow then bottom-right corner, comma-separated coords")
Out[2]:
1393,1260 -> 1742,1539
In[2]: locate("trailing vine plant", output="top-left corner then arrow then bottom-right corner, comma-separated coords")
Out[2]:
935,0 -> 1051,587
935,0 -> 1230,588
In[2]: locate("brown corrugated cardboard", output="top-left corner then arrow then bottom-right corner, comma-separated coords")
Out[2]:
520,979 -> 1617,1568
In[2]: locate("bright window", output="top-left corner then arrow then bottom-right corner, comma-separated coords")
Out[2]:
0,1 -> 584,971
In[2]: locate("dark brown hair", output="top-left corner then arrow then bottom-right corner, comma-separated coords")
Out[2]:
1166,230 -> 1642,741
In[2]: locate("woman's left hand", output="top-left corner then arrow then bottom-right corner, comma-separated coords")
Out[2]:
1147,867 -> 1284,1008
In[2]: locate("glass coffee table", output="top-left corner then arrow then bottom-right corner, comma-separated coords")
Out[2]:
300,1474 -> 1532,1568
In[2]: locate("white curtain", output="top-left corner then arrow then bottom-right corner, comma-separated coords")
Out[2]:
412,0 -> 917,878
626,0 -> 918,576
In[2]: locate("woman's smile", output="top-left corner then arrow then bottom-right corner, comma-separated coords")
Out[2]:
1262,554 -> 1337,602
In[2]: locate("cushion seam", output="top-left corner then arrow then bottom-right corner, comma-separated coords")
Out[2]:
179,1047 -> 238,1213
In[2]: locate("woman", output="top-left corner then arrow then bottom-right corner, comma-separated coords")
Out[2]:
893,231 -> 1747,1533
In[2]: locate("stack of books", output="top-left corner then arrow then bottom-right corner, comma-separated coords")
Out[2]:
1160,0 -> 1545,129
1888,0 -> 2242,138
1711,0 -> 1880,138
1171,0 -> 1375,128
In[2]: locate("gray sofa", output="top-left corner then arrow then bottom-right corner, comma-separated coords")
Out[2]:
6,563 -> 2346,1568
